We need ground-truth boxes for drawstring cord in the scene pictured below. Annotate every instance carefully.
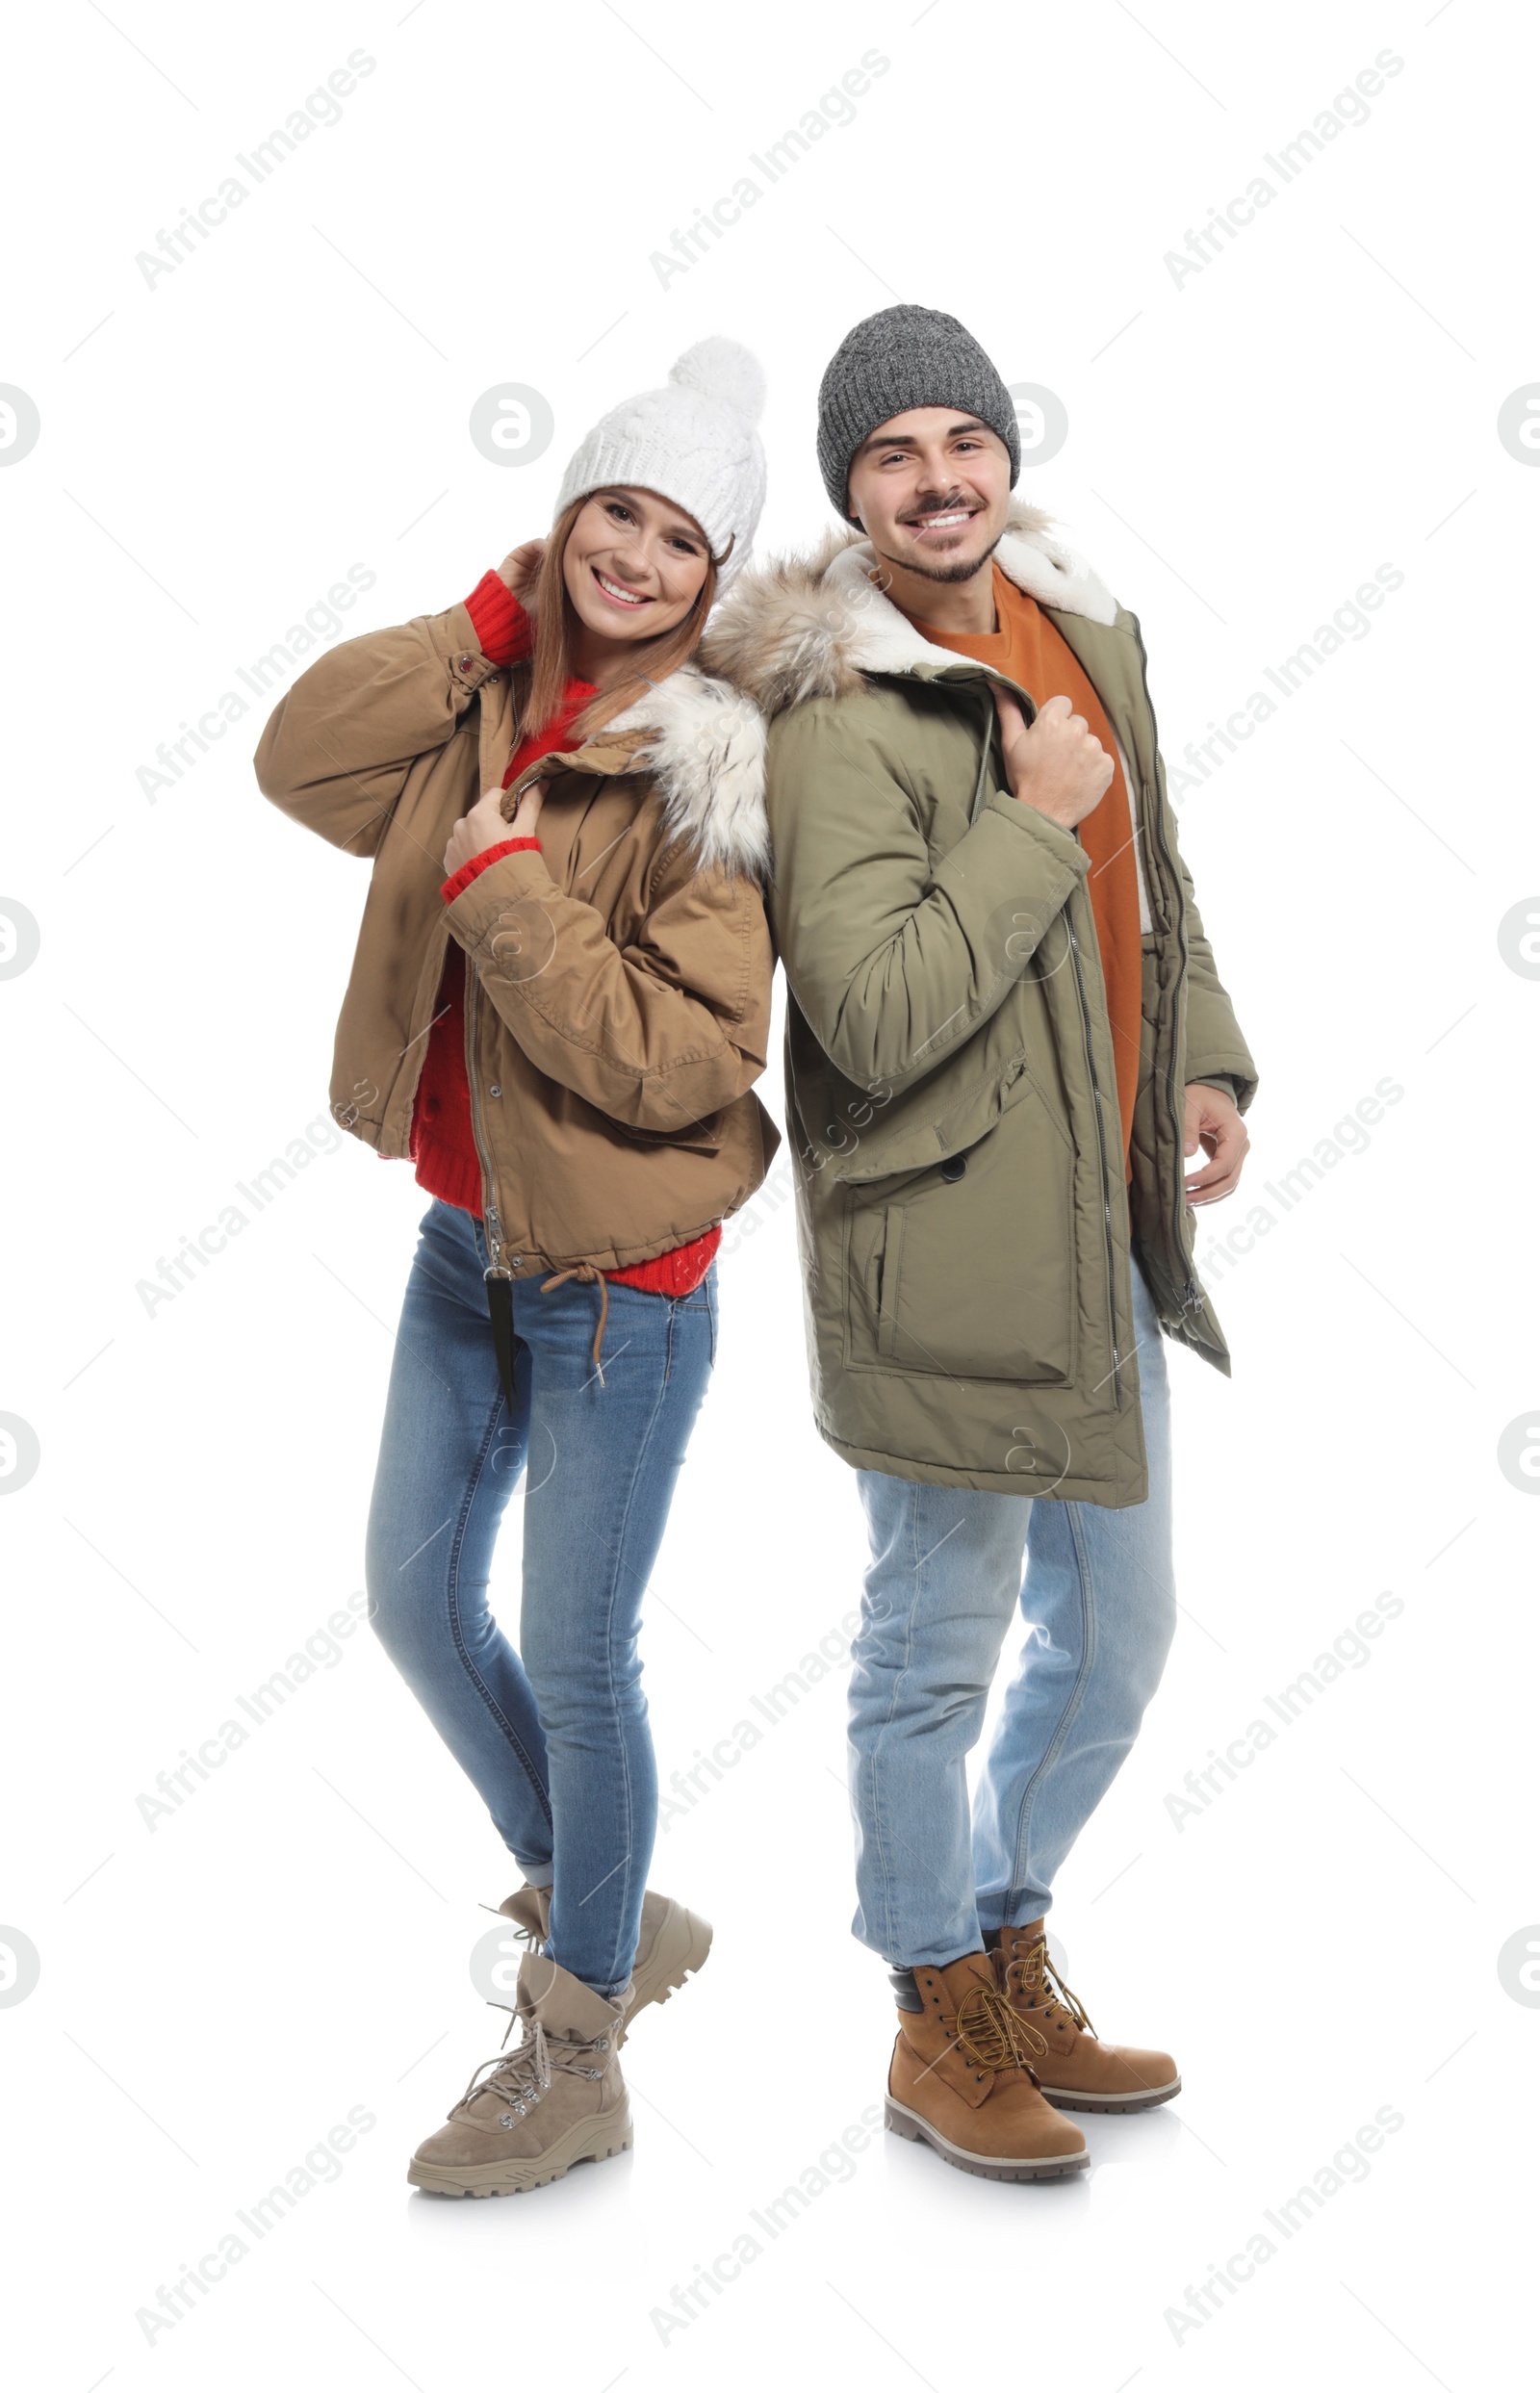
[540,1263,610,1384]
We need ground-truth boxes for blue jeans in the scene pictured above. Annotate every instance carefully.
[849,1248,1176,1968]
[365,1200,716,1996]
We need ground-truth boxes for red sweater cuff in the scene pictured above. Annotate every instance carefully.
[441,836,540,906]
[463,572,532,667]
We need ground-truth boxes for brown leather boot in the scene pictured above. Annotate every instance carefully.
[994,1921,1180,2112]
[498,1882,712,2047]
[886,1952,1088,2180]
[408,1952,630,2196]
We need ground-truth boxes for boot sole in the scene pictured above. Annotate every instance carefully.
[618,1901,713,2047]
[406,2099,632,2197]
[1039,2073,1182,2114]
[885,2097,1088,2180]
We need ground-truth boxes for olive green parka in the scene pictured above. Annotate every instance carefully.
[703,502,1259,1504]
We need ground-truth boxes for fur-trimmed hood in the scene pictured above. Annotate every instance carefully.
[701,499,1119,720]
[601,666,770,882]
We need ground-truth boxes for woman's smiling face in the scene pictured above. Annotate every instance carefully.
[561,485,712,649]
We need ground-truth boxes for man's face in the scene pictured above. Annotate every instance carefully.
[844,408,1013,585]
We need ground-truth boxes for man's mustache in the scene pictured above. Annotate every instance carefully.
[900,495,980,524]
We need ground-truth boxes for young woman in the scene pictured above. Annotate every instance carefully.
[254,341,776,2196]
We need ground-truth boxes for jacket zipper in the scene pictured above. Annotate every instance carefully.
[463,958,517,1279]
[1065,907,1123,1409]
[1128,616,1204,1317]
[978,677,1123,1403]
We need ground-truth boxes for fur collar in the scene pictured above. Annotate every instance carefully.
[529,502,1114,880]
[585,666,770,881]
[701,499,1119,718]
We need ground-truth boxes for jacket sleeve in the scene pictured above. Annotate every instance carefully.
[442,839,773,1133]
[252,599,504,860]
[764,695,1091,1096]
[441,836,541,905]
[1156,753,1260,1113]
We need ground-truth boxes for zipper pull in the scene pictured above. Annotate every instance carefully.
[480,1201,519,1414]
[482,1261,517,1414]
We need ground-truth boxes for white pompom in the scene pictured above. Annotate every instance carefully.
[668,336,767,425]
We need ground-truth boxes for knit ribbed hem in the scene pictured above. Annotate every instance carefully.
[404,1181,722,1295]
[463,571,532,666]
[440,836,539,907]
[608,1225,721,1294]
[411,1137,485,1216]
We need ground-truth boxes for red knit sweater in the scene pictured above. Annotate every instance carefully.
[406,571,722,1297]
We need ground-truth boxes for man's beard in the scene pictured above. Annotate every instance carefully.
[875,513,1003,585]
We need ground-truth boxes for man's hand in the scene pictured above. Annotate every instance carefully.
[442,781,544,878]
[496,540,546,604]
[993,688,1114,831]
[1183,1082,1248,1205]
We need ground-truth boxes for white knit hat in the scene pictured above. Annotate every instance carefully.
[553,337,768,595]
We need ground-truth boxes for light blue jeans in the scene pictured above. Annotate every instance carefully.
[365,1200,716,1996]
[849,1248,1175,1968]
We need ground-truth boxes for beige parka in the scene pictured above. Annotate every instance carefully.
[254,591,779,1276]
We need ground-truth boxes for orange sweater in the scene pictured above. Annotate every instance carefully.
[907,565,1143,1177]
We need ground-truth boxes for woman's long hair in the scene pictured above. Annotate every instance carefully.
[515,494,722,746]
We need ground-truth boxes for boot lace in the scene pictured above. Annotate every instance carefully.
[944,1979,1049,2071]
[493,1903,546,1956]
[1006,1934,1099,2039]
[455,2004,614,2127]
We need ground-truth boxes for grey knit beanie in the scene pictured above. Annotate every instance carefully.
[816,304,1019,521]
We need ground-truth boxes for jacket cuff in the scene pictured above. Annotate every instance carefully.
[443,840,562,946]
[926,785,1088,947]
[986,785,1093,874]
[1186,1056,1258,1114]
[441,836,540,906]
[462,572,532,667]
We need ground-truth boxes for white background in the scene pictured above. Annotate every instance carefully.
[2,1,1536,2386]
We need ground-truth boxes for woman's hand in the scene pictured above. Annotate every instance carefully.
[443,783,543,878]
[497,540,546,604]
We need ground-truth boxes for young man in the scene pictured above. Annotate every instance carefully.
[706,304,1258,2182]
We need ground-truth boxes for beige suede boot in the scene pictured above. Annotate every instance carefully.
[499,1881,711,2046]
[408,1953,630,2197]
[994,1921,1181,2112]
[886,1952,1088,2181]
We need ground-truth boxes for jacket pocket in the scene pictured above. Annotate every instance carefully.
[848,1081,1077,1384]
[603,1108,728,1156]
